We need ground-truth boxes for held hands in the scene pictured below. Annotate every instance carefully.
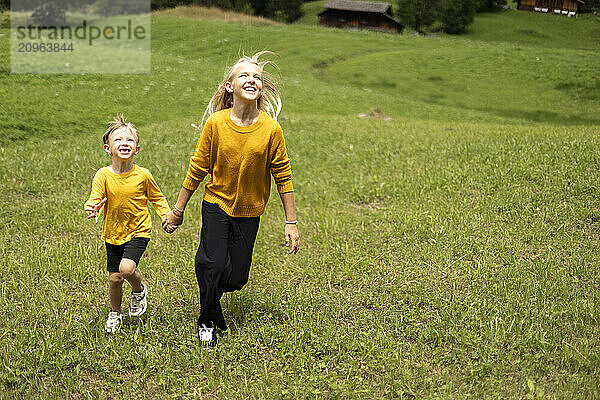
[162,209,183,234]
[284,223,300,254]
[85,197,107,223]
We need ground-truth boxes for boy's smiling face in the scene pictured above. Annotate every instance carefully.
[104,126,139,161]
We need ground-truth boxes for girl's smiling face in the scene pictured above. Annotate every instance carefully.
[226,61,263,104]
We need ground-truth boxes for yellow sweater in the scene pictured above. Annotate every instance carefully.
[183,109,293,217]
[85,165,171,245]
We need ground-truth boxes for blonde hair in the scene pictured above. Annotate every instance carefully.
[201,51,282,126]
[103,114,139,144]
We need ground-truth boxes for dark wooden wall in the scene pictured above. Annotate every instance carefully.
[517,0,581,15]
[319,10,401,33]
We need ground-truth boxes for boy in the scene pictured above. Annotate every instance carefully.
[85,115,172,333]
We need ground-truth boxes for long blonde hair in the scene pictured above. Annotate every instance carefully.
[200,51,282,127]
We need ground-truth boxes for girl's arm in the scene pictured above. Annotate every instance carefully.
[270,126,293,194]
[270,125,299,253]
[162,187,195,231]
[280,191,300,254]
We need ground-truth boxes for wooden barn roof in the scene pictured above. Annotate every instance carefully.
[321,0,392,14]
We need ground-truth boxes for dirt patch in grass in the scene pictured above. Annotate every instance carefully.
[153,5,281,26]
[352,199,387,210]
[515,29,548,39]
[357,108,392,121]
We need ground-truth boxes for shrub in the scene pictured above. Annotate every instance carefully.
[476,0,507,11]
[441,0,477,34]
[397,0,477,34]
[249,0,303,22]
[580,0,600,13]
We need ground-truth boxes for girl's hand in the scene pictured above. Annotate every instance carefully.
[163,222,178,234]
[284,223,300,254]
[162,210,183,234]
[85,197,107,223]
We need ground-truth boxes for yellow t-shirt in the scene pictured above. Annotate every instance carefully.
[85,164,171,245]
[183,109,294,217]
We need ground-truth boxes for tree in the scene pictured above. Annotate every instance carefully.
[397,0,440,33]
[31,3,66,26]
[398,0,477,34]
[476,0,507,11]
[580,0,600,13]
[440,0,476,34]
[249,0,303,22]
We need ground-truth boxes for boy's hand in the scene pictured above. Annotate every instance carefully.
[85,197,107,223]
[284,223,300,254]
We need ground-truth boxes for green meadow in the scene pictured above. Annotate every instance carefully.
[1,5,600,398]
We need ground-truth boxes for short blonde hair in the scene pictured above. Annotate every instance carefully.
[103,114,139,144]
[201,51,282,126]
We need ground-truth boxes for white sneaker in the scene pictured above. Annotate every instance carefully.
[105,311,123,333]
[198,322,216,345]
[129,283,148,317]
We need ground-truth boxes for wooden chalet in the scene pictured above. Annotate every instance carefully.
[318,0,403,34]
[516,0,584,17]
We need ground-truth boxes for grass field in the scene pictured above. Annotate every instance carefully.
[1,4,600,399]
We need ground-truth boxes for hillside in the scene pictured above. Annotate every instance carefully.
[1,6,599,399]
[153,5,281,25]
[1,7,598,144]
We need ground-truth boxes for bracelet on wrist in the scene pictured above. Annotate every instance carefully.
[285,220,297,224]
[173,205,185,215]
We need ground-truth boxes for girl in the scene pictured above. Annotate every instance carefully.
[163,51,300,345]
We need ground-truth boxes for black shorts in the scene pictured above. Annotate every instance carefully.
[105,237,150,273]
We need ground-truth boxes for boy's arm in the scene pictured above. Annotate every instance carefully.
[146,172,171,222]
[84,170,107,222]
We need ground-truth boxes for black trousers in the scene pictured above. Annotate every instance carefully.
[195,201,260,330]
